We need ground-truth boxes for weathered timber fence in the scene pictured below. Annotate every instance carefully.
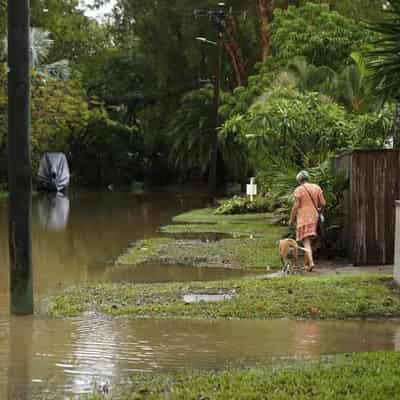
[395,201,400,284]
[335,150,400,266]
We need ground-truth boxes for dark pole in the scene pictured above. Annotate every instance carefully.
[208,2,225,198]
[8,0,34,315]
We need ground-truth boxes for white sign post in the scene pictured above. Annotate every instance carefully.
[246,177,257,202]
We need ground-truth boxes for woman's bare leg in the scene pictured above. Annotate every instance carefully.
[303,238,314,269]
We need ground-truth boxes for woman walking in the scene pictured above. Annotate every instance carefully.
[289,171,326,271]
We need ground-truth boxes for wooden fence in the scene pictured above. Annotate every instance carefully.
[395,201,400,284]
[335,150,400,265]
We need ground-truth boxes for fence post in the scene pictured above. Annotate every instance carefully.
[395,201,400,284]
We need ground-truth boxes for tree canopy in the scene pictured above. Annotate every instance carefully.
[0,0,395,187]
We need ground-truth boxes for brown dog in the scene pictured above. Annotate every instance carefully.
[279,239,310,274]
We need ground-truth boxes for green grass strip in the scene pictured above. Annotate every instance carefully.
[118,208,286,270]
[84,352,400,400]
[43,274,400,320]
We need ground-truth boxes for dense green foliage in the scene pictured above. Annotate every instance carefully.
[367,0,400,98]
[0,0,395,191]
[271,3,374,69]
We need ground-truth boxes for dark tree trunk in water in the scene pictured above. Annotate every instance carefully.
[257,0,275,62]
[393,101,400,148]
[8,0,33,315]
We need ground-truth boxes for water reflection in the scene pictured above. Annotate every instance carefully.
[37,193,70,232]
[0,191,207,315]
[7,318,33,399]
[0,318,399,398]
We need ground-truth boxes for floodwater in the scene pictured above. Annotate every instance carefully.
[2,318,400,398]
[0,190,249,313]
[0,191,399,398]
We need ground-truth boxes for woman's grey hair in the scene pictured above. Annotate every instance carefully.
[296,170,310,183]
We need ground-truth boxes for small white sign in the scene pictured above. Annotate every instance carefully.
[247,184,257,196]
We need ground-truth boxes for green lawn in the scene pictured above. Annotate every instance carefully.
[43,274,400,320]
[85,352,400,400]
[117,208,286,270]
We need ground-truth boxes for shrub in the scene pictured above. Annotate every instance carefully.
[215,195,273,215]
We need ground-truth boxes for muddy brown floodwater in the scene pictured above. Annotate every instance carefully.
[0,191,399,399]
[0,189,245,312]
[2,318,400,399]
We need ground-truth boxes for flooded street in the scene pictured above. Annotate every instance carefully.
[0,191,399,398]
[0,190,234,313]
[2,318,400,398]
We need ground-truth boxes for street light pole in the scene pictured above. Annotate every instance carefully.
[208,2,225,198]
[8,0,34,315]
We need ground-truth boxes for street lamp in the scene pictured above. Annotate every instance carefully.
[195,37,217,46]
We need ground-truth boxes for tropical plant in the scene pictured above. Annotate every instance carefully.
[366,0,400,147]
[281,54,384,113]
[215,195,273,215]
[336,53,384,113]
[271,3,375,69]
[30,28,70,80]
[284,56,337,94]
[169,86,249,183]
[221,87,352,168]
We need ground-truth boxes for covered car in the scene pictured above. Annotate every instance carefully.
[37,152,70,192]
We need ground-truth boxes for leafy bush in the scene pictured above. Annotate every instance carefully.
[222,87,352,169]
[215,195,273,215]
[271,3,375,69]
[69,111,145,186]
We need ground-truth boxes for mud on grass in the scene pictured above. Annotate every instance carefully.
[85,352,400,400]
[117,208,286,270]
[42,274,400,320]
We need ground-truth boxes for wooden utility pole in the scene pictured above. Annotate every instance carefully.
[8,0,33,315]
[208,2,225,198]
[194,2,226,197]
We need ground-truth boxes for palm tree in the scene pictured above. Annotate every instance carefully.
[285,56,337,95]
[30,28,70,81]
[4,27,70,80]
[337,53,384,113]
[283,55,384,113]
[169,86,249,183]
[366,0,400,147]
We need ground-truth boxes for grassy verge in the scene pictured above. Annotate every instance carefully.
[117,208,286,270]
[85,352,400,400]
[42,274,400,320]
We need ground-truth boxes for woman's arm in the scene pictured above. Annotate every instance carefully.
[289,197,300,225]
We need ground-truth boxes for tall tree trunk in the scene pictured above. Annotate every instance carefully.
[224,16,247,87]
[393,101,400,148]
[257,0,275,62]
